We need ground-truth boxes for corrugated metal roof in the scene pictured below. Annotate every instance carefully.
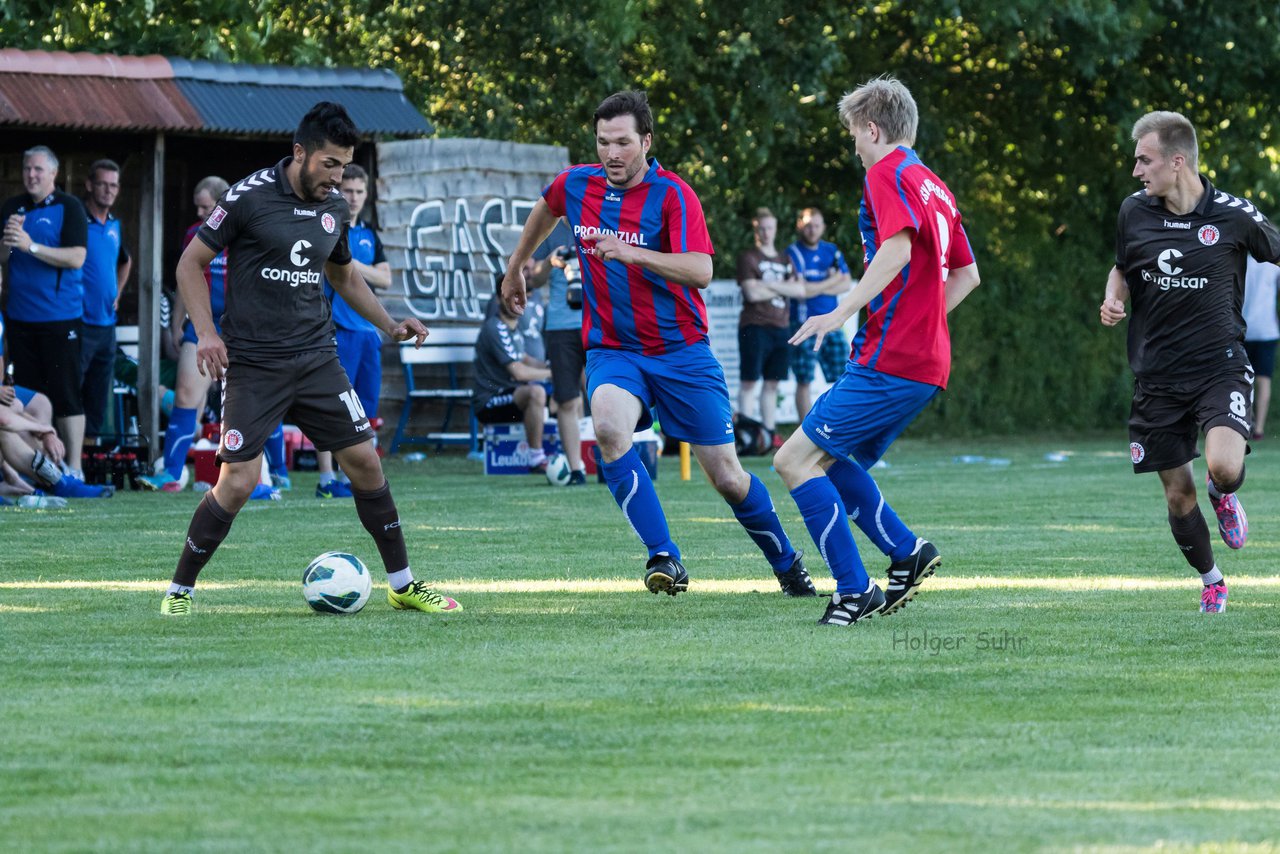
[0,48,172,79]
[0,73,201,131]
[174,79,432,138]
[0,49,431,138]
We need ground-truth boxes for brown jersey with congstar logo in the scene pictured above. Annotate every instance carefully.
[197,157,352,359]
[1116,176,1280,384]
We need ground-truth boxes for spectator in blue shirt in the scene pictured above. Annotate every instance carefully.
[315,163,391,498]
[1,145,92,478]
[80,158,132,437]
[786,207,852,421]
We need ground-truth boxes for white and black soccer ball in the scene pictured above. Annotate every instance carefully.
[302,551,372,614]
[544,452,573,486]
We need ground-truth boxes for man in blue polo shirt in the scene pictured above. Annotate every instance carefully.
[80,158,132,438]
[1,145,94,480]
[315,163,391,498]
[786,207,853,421]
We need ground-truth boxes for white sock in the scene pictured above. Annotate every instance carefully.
[529,448,547,465]
[1200,567,1224,586]
[1206,478,1223,499]
[318,473,335,486]
[387,568,413,591]
[167,583,194,595]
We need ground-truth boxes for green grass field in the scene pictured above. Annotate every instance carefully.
[3,435,1280,852]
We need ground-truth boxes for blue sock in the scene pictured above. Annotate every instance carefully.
[601,447,680,560]
[827,459,916,562]
[729,473,796,572]
[265,424,287,478]
[789,477,868,594]
[163,407,198,479]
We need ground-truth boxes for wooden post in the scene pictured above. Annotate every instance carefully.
[135,132,165,453]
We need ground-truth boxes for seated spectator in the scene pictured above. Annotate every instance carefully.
[0,315,112,498]
[474,294,553,472]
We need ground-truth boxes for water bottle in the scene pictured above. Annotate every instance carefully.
[126,416,140,440]
[19,495,69,509]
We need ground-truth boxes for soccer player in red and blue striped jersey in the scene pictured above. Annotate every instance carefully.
[775,76,981,625]
[503,91,813,598]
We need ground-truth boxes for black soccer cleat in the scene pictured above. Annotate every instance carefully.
[774,550,817,597]
[880,538,941,616]
[818,584,886,626]
[644,554,689,596]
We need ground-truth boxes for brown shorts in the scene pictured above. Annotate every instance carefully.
[219,349,372,462]
[1128,367,1254,473]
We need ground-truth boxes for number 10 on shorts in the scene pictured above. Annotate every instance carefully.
[339,390,367,423]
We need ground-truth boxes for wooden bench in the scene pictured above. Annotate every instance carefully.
[389,325,482,457]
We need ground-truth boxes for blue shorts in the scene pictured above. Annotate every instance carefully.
[182,317,224,346]
[16,385,37,407]
[802,362,939,467]
[586,341,735,446]
[335,327,383,417]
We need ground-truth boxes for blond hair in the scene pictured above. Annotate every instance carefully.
[838,76,918,146]
[1131,111,1199,170]
[194,175,229,200]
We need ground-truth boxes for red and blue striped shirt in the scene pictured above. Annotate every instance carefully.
[853,146,974,389]
[543,158,714,355]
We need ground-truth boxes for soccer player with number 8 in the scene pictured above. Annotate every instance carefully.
[1101,110,1280,613]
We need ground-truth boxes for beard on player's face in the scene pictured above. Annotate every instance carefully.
[300,157,333,202]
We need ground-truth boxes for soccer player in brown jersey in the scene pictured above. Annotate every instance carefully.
[159,102,461,616]
[1102,110,1280,613]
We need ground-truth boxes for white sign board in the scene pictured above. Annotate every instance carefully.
[705,279,857,426]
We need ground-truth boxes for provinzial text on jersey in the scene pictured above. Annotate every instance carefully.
[572,225,651,246]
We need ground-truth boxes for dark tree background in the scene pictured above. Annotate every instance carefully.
[6,1,1279,431]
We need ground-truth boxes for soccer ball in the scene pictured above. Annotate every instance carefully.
[302,551,372,614]
[544,452,573,486]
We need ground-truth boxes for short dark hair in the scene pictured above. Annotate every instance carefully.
[342,163,369,183]
[294,101,360,152]
[89,159,121,181]
[593,91,653,138]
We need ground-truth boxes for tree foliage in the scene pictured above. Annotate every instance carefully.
[5,0,1280,431]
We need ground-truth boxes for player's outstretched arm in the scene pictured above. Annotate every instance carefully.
[585,232,712,288]
[944,263,981,314]
[1100,266,1129,327]
[326,260,427,347]
[502,199,561,315]
[176,238,226,379]
[790,230,913,352]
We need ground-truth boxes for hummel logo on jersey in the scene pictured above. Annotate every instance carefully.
[294,208,316,217]
[223,169,275,202]
[1162,219,1191,229]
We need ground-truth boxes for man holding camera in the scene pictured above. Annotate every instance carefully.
[538,224,588,485]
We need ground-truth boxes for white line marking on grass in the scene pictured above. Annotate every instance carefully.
[894,794,1280,812]
[6,576,1280,594]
